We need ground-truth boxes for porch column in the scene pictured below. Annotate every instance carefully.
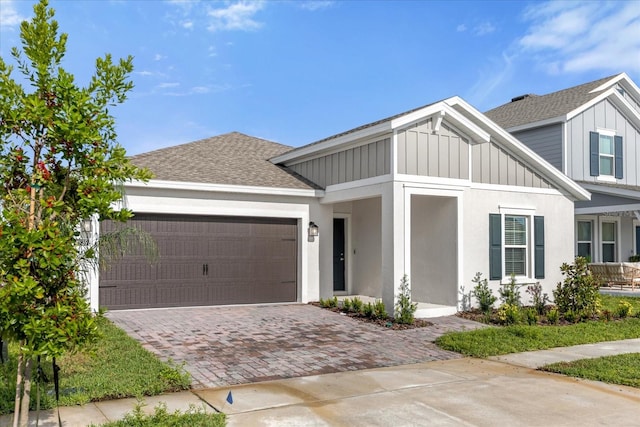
[381,181,406,315]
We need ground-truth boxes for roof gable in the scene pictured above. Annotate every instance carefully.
[130,132,318,190]
[485,74,624,129]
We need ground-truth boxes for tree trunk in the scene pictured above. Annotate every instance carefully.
[18,358,33,427]
[12,351,24,427]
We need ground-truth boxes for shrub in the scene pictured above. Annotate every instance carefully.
[318,297,325,307]
[395,275,418,324]
[327,296,338,308]
[601,309,613,321]
[526,283,549,315]
[499,274,522,306]
[553,257,600,318]
[372,299,388,319]
[564,310,577,323]
[629,254,640,262]
[471,272,496,314]
[497,303,520,325]
[617,301,633,318]
[362,302,374,317]
[342,298,352,312]
[547,307,559,324]
[351,297,363,313]
[524,307,538,325]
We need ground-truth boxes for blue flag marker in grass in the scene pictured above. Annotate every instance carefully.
[226,391,233,405]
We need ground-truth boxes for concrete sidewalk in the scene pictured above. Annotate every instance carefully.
[2,338,639,426]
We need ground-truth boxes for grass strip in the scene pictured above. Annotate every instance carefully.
[435,318,640,358]
[0,316,191,414]
[541,353,640,388]
[93,403,226,427]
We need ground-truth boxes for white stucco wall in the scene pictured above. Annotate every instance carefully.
[351,197,382,297]
[462,187,576,306]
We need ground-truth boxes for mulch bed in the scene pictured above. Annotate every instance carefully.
[309,302,432,329]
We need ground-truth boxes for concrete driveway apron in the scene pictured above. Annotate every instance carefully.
[107,304,483,388]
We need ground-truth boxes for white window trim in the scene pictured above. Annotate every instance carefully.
[596,128,617,182]
[576,215,597,261]
[499,206,536,284]
[598,216,621,262]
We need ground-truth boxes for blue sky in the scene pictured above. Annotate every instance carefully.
[1,0,639,155]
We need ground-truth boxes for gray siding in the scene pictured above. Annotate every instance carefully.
[471,142,552,188]
[575,192,640,209]
[567,99,640,186]
[288,137,391,188]
[512,124,563,171]
[396,119,470,179]
[618,83,640,115]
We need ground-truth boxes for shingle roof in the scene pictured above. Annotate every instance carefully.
[130,132,319,190]
[485,74,621,129]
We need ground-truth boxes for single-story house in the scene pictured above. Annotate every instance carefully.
[87,96,590,316]
[485,73,640,263]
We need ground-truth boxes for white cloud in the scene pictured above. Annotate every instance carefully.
[456,24,467,32]
[157,82,180,88]
[0,0,25,29]
[181,20,194,29]
[474,22,495,36]
[136,71,154,76]
[298,1,334,11]
[206,1,264,32]
[154,53,167,61]
[518,1,640,74]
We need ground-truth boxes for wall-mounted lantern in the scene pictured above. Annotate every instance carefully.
[308,221,319,242]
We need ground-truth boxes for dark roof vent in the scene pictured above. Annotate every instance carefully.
[511,94,531,102]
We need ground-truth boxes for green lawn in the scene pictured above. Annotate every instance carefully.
[0,316,191,415]
[542,353,640,389]
[600,294,640,313]
[93,403,226,427]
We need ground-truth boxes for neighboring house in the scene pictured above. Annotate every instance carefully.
[486,73,640,264]
[89,97,589,316]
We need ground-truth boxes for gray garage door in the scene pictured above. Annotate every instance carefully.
[99,214,297,310]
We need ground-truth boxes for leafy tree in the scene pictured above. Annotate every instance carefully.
[0,1,151,425]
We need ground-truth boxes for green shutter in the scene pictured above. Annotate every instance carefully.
[589,131,599,176]
[489,214,502,280]
[614,136,623,179]
[534,216,545,279]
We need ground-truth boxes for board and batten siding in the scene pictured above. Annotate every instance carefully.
[288,137,391,188]
[471,142,552,188]
[396,120,470,179]
[567,98,640,186]
[617,83,640,115]
[512,124,563,171]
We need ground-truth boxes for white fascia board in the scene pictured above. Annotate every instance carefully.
[471,182,564,196]
[125,179,324,198]
[392,101,490,144]
[588,73,625,94]
[579,183,640,200]
[446,96,591,202]
[576,203,640,215]
[270,122,391,164]
[323,174,392,193]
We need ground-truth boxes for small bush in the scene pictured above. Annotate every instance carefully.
[526,283,549,315]
[318,297,325,307]
[372,299,388,319]
[499,274,522,307]
[471,272,496,314]
[351,296,363,313]
[94,402,225,427]
[617,301,633,318]
[395,275,417,324]
[327,296,338,308]
[553,257,600,318]
[362,302,374,317]
[601,309,613,321]
[342,298,352,312]
[524,307,538,325]
[547,307,559,324]
[629,254,640,262]
[497,303,520,325]
[564,310,577,323]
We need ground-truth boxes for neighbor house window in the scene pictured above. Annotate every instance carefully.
[504,215,527,276]
[577,221,593,260]
[590,131,623,179]
[601,221,616,262]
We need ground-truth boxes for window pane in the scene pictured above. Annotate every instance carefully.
[577,242,591,258]
[602,222,616,241]
[577,221,591,241]
[599,135,614,155]
[505,216,527,245]
[602,243,615,262]
[600,157,613,175]
[505,248,526,275]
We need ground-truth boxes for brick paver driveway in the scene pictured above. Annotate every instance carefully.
[107,304,484,388]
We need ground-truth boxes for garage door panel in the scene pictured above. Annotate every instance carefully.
[100,214,298,309]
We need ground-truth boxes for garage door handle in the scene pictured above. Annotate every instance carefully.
[203,264,209,275]
[281,280,295,284]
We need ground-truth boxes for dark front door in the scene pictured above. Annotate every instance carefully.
[636,226,640,255]
[333,218,346,292]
